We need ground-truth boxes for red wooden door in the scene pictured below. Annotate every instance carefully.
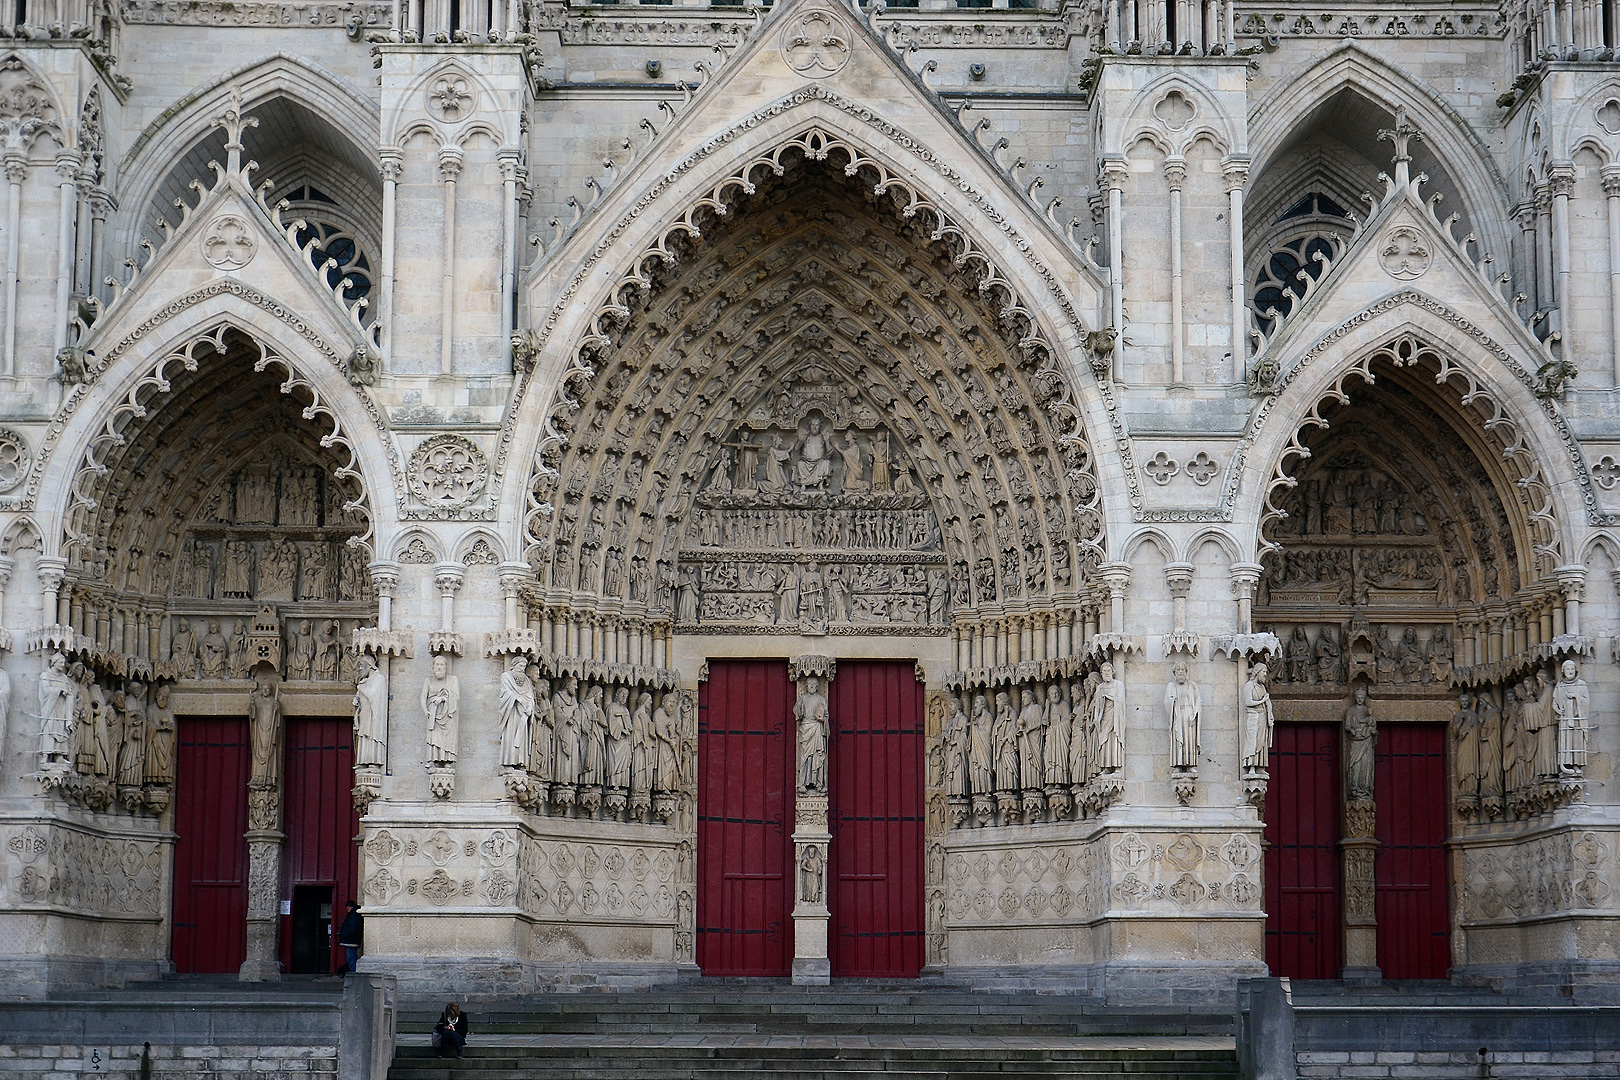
[697,660,796,976]
[829,662,925,977]
[1264,723,1342,980]
[280,718,361,974]
[1375,723,1450,979]
[171,717,250,974]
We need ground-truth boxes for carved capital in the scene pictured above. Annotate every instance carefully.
[1162,156,1186,191]
[1556,563,1587,601]
[1221,154,1250,192]
[1229,562,1264,600]
[3,154,26,185]
[1548,161,1576,197]
[1603,165,1620,199]
[52,151,81,181]
[1099,154,1129,192]
[437,147,464,181]
[498,560,532,593]
[1164,562,1194,599]
[379,147,404,182]
[35,556,66,592]
[367,561,401,597]
[1098,561,1132,598]
[434,562,466,594]
[497,146,522,181]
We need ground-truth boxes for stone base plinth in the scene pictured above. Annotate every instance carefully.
[792,957,831,985]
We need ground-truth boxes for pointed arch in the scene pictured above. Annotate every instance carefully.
[382,58,517,149]
[1237,294,1589,579]
[505,87,1123,558]
[1114,72,1236,160]
[1246,44,1511,263]
[115,55,381,260]
[32,302,402,562]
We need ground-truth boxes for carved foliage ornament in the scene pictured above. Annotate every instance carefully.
[409,434,488,510]
[0,58,56,149]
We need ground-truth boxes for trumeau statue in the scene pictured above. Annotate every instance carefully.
[248,675,283,787]
[795,676,829,793]
[1343,685,1375,801]
[422,655,460,766]
[353,654,388,768]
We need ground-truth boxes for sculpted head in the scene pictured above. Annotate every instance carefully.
[1172,661,1189,684]
[1562,659,1578,682]
[432,654,448,679]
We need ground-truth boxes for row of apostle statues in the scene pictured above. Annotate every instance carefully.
[495,657,684,823]
[36,653,176,812]
[1452,658,1588,818]
[939,661,1132,826]
[937,658,1279,825]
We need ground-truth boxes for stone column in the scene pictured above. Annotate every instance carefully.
[788,654,835,985]
[52,151,79,355]
[1102,155,1128,381]
[378,149,402,359]
[4,153,25,376]
[437,146,463,376]
[498,148,521,367]
[1340,687,1379,983]
[1551,161,1575,336]
[1223,156,1250,383]
[1604,167,1620,385]
[242,674,285,981]
[1165,156,1187,386]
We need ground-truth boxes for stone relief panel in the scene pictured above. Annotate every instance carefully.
[515,834,684,927]
[943,840,1106,926]
[1459,829,1615,922]
[0,824,164,918]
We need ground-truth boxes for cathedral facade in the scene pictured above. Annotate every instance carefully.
[0,0,1616,1005]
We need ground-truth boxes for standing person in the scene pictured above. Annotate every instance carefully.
[338,901,363,974]
[434,1003,469,1059]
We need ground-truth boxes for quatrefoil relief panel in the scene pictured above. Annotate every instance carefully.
[1185,451,1219,486]
[1593,455,1620,490]
[1153,90,1196,131]
[1145,451,1180,485]
[409,434,489,509]
[1598,99,1620,137]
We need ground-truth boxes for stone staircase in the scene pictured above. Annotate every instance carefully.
[387,983,1241,1080]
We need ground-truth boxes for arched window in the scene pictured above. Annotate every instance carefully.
[1251,192,1352,335]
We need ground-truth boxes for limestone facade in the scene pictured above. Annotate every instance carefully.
[0,0,1616,1005]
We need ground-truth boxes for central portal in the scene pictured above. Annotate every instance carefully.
[696,659,924,979]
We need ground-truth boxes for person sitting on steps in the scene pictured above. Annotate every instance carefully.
[434,1002,469,1060]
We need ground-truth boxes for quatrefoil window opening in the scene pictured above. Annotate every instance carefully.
[1593,455,1620,490]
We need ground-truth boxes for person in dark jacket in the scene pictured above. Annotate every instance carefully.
[434,1003,469,1059]
[337,901,363,974]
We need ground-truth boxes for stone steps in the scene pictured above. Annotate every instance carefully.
[387,1042,1240,1080]
[388,986,1239,1079]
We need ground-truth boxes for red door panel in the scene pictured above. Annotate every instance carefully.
[1375,723,1450,979]
[829,661,924,978]
[172,717,250,974]
[697,660,796,976]
[280,718,361,974]
[1264,723,1342,980]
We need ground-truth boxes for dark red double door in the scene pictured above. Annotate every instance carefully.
[697,660,923,978]
[171,716,358,974]
[1264,721,1450,981]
